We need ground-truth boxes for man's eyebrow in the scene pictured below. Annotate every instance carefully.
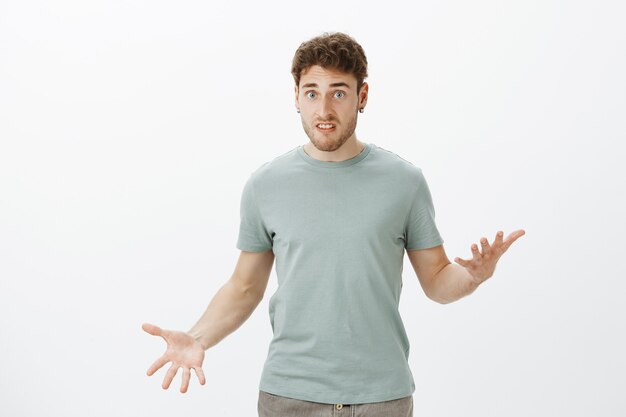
[301,82,351,89]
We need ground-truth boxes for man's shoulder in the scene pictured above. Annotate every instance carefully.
[372,144,425,178]
[247,146,299,182]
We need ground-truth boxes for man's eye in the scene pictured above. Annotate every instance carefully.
[305,91,345,99]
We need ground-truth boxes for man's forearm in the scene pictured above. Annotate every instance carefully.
[187,279,263,350]
[428,263,481,304]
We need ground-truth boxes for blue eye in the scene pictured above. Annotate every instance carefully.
[305,90,345,99]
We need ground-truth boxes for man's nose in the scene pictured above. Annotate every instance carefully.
[318,95,334,118]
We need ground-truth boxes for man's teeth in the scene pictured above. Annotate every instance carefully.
[317,124,335,129]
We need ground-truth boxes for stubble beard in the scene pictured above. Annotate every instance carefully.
[302,108,359,153]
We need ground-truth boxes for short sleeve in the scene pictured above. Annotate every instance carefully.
[404,169,444,250]
[236,176,273,252]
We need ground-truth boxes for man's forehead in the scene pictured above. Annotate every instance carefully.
[299,65,356,88]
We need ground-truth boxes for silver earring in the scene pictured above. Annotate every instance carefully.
[359,108,364,113]
[297,108,300,113]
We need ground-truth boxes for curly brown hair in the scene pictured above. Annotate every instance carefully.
[291,31,369,94]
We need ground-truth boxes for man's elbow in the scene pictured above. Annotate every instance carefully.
[427,292,451,305]
[425,264,452,304]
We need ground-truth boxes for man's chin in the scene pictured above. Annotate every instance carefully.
[314,135,344,150]
[311,141,340,152]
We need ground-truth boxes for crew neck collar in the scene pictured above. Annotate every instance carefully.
[297,142,373,169]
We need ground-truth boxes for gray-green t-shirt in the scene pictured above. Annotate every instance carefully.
[236,142,444,404]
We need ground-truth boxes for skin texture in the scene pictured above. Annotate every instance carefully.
[142,323,206,393]
[295,65,369,161]
[455,229,526,285]
[142,250,274,393]
[408,230,526,304]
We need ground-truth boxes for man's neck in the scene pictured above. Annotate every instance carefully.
[303,139,366,162]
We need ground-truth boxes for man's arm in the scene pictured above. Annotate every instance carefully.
[407,245,479,304]
[407,230,526,304]
[187,249,275,349]
[142,249,274,393]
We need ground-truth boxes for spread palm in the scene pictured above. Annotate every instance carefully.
[454,229,525,285]
[142,323,206,393]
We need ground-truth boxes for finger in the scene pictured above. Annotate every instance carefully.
[180,367,191,393]
[142,323,163,337]
[494,230,504,247]
[162,364,179,390]
[454,256,469,267]
[502,229,526,251]
[480,237,490,254]
[147,354,169,376]
[193,367,206,385]
[471,243,482,259]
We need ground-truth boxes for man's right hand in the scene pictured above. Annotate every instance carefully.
[142,323,207,393]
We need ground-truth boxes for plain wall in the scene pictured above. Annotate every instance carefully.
[1,0,624,416]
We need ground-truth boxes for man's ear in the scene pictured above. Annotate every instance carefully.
[359,82,369,108]
[294,85,299,109]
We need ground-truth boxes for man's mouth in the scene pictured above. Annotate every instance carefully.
[316,123,336,132]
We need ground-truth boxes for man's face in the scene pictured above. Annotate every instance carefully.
[295,65,368,152]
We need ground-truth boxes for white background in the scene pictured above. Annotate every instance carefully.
[1,0,624,416]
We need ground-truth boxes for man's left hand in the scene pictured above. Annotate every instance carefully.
[454,229,526,285]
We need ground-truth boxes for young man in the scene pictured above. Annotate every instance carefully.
[143,32,525,417]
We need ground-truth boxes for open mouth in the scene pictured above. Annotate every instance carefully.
[316,123,336,132]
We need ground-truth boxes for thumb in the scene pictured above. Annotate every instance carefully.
[142,323,163,337]
[454,257,468,267]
